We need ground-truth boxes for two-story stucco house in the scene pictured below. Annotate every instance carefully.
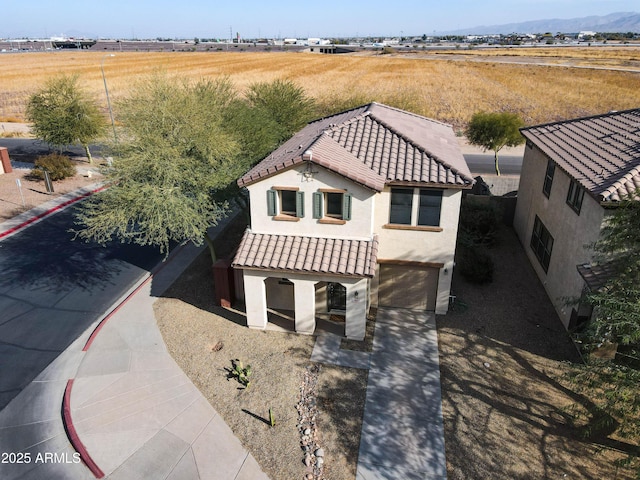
[513,108,640,329]
[232,103,473,340]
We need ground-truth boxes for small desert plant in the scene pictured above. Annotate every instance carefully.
[269,408,276,427]
[229,359,252,388]
[30,154,76,181]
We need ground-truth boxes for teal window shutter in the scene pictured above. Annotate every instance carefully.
[342,193,352,221]
[267,189,277,216]
[296,191,305,218]
[313,192,323,219]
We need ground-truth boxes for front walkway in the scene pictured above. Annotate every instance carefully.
[356,308,447,480]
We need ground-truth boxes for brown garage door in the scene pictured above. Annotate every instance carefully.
[378,264,439,310]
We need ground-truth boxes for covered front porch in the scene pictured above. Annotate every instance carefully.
[231,230,379,341]
[241,271,370,340]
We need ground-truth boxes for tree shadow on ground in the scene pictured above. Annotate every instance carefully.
[158,214,248,325]
[439,328,637,479]
[0,205,123,293]
[316,364,368,479]
[439,224,637,479]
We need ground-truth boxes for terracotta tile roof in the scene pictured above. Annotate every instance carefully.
[577,262,617,292]
[237,102,473,190]
[521,108,640,202]
[232,230,379,278]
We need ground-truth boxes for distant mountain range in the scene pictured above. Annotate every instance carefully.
[440,12,640,35]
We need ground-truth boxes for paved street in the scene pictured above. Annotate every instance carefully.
[0,205,164,411]
[463,152,523,176]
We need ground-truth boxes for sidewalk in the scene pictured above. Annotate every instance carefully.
[0,184,448,480]
[67,237,267,479]
[0,188,267,479]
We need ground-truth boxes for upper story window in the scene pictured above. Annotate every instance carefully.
[389,188,413,225]
[566,180,585,214]
[530,215,553,273]
[313,189,352,224]
[387,187,443,230]
[418,189,442,226]
[542,159,555,198]
[267,187,304,221]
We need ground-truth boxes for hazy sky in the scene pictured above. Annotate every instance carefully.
[2,0,638,39]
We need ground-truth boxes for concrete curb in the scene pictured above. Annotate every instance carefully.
[0,183,106,240]
[62,379,106,478]
[61,242,190,478]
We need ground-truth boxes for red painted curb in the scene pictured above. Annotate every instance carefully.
[0,185,107,240]
[64,240,189,476]
[82,242,187,351]
[62,379,105,479]
[82,274,152,352]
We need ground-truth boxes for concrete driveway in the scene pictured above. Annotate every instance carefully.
[356,308,447,480]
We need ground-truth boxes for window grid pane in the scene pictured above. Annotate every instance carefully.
[417,189,442,226]
[325,192,343,218]
[566,180,584,214]
[530,216,553,272]
[280,190,297,215]
[389,188,413,225]
[543,160,555,197]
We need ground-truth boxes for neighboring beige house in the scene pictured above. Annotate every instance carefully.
[232,103,473,340]
[513,108,640,329]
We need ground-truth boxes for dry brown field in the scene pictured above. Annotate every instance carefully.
[1,48,640,129]
[428,45,640,61]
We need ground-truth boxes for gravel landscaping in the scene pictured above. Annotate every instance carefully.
[2,140,636,479]
[154,221,369,480]
[0,155,103,221]
[439,223,636,479]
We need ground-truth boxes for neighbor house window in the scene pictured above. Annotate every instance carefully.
[566,180,585,214]
[267,187,304,220]
[542,159,555,198]
[388,187,443,229]
[530,215,553,273]
[313,189,352,223]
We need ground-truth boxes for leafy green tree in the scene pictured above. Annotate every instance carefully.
[245,79,316,144]
[26,74,107,164]
[218,79,316,221]
[583,192,640,348]
[466,111,525,176]
[560,191,640,477]
[74,74,241,261]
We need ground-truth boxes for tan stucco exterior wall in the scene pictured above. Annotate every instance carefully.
[244,167,463,316]
[373,187,463,314]
[514,143,605,327]
[246,165,375,239]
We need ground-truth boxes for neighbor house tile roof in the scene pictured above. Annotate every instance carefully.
[238,102,473,191]
[232,230,379,278]
[577,262,617,292]
[521,108,640,202]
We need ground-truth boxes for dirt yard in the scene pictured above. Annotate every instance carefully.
[153,220,369,480]
[439,224,636,479]
[1,141,636,479]
[153,218,638,480]
[0,159,103,222]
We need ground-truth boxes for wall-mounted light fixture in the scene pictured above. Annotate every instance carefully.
[302,149,317,180]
